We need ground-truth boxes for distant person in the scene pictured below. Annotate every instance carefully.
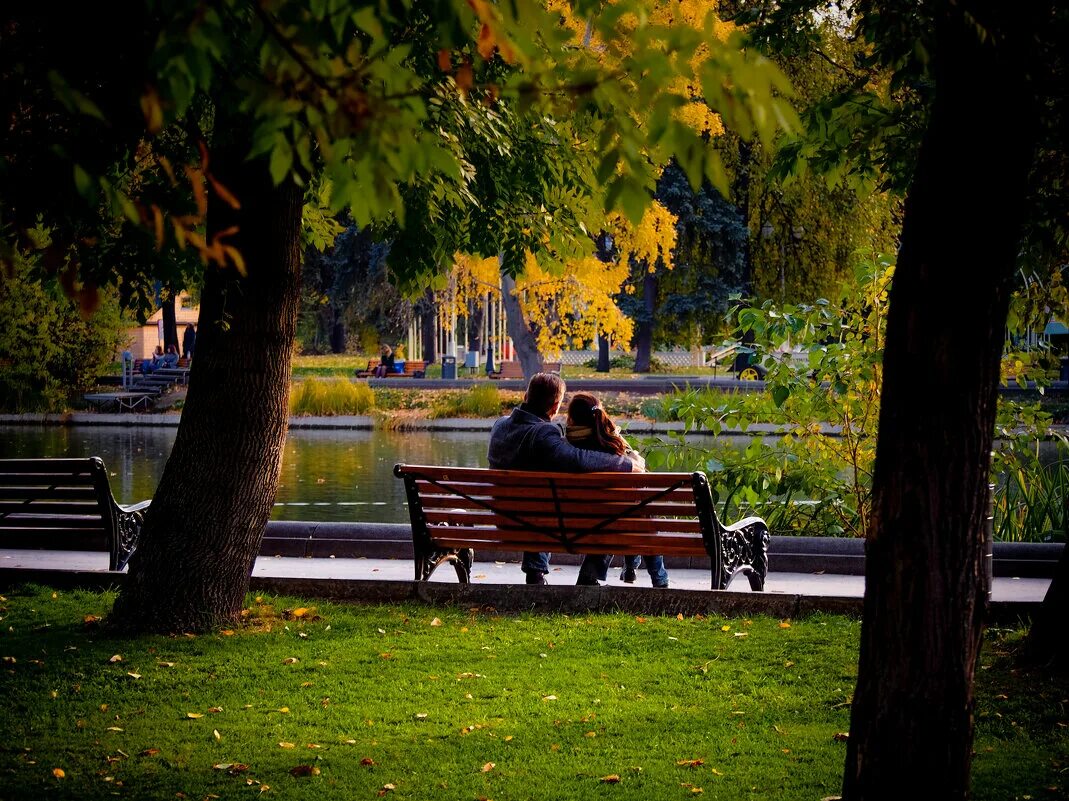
[142,345,165,374]
[565,392,669,588]
[182,324,196,360]
[487,372,635,586]
[373,344,395,377]
[161,344,179,368]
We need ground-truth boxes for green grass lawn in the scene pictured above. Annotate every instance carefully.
[1,586,1063,800]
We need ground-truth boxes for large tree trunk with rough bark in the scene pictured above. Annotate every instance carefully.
[111,138,303,633]
[500,271,543,380]
[842,4,1039,798]
[597,334,610,373]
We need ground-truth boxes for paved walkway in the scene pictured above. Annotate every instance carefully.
[0,549,1050,603]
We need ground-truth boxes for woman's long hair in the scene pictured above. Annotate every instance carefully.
[565,392,628,455]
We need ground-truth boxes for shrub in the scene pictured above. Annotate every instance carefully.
[289,377,375,415]
[0,249,131,412]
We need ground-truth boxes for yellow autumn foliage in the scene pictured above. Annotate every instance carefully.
[548,0,733,136]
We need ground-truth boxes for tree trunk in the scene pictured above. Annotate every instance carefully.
[842,5,1039,798]
[597,334,610,372]
[329,315,346,354]
[1023,543,1069,668]
[468,298,484,355]
[111,139,303,633]
[418,287,437,364]
[500,271,543,380]
[162,293,179,353]
[633,272,657,373]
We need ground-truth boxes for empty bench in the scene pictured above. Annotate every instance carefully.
[489,361,561,380]
[0,458,150,571]
[394,464,769,590]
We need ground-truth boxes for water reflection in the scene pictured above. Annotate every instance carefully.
[0,426,489,524]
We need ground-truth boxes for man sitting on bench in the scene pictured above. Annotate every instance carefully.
[487,372,634,586]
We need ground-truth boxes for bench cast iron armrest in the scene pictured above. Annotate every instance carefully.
[111,499,151,572]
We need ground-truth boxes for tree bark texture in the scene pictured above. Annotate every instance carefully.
[112,142,303,633]
[162,294,179,353]
[842,5,1040,799]
[597,334,610,373]
[500,271,543,380]
[633,272,657,373]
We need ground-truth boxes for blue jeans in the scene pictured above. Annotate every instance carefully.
[524,552,612,582]
[624,555,669,586]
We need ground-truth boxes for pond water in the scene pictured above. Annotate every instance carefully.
[0,426,490,524]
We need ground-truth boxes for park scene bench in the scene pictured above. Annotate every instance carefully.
[0,457,150,571]
[489,361,562,379]
[357,359,426,378]
[394,464,770,589]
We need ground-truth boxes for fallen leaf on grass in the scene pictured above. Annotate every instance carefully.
[301,681,313,688]
[282,657,299,665]
[360,757,376,766]
[720,625,731,632]
[279,743,295,749]
[106,726,124,732]
[84,615,101,625]
[158,662,175,668]
[481,762,495,773]
[430,618,442,627]
[213,730,221,741]
[832,732,849,742]
[278,707,290,714]
[186,713,204,719]
[600,775,621,783]
[414,713,428,720]
[779,621,792,629]
[676,759,704,768]
[213,763,249,774]
[220,630,235,636]
[52,768,65,778]
[378,783,396,795]
[635,617,646,624]
[108,655,123,663]
[208,707,223,713]
[289,765,320,777]
[138,749,160,757]
[677,613,685,621]
[542,695,557,701]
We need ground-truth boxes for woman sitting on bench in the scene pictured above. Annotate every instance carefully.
[565,392,670,589]
[373,344,395,377]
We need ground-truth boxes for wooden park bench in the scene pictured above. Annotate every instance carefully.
[0,458,150,571]
[488,361,561,380]
[394,464,769,590]
[357,360,427,379]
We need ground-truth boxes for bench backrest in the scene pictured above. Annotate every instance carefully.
[394,464,722,559]
[494,361,561,379]
[0,458,116,551]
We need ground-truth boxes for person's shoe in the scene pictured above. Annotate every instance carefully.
[576,575,602,587]
[525,572,548,585]
[620,566,637,584]
[652,581,669,589]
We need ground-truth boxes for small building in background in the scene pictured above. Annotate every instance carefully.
[122,292,199,359]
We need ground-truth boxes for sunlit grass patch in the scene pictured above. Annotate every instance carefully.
[289,377,375,415]
[0,587,1063,800]
[430,384,505,418]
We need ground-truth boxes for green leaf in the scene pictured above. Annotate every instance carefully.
[771,385,790,408]
[270,140,293,186]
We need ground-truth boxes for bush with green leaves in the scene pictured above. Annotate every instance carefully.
[0,250,130,412]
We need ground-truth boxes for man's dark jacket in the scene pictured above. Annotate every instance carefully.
[487,405,633,472]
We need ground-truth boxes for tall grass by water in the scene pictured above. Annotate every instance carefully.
[431,384,504,418]
[0,586,1063,800]
[289,378,375,416]
[994,460,1069,542]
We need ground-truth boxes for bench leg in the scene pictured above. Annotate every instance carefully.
[110,509,144,572]
[719,521,770,591]
[414,545,474,583]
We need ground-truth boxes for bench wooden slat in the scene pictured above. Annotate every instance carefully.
[0,458,104,474]
[418,497,701,517]
[430,534,707,556]
[414,485,698,505]
[425,510,702,534]
[0,516,107,529]
[0,500,107,514]
[0,486,99,501]
[395,463,770,589]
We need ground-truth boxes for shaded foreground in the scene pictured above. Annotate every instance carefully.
[0,586,1063,800]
